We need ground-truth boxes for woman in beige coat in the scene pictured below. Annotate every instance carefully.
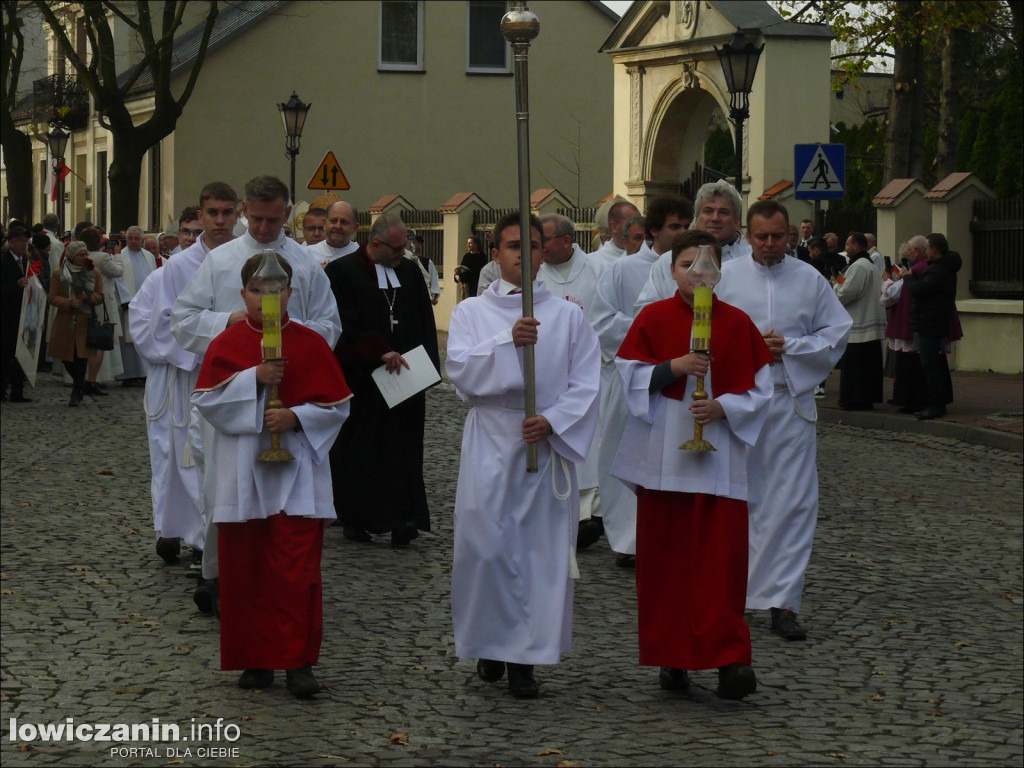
[48,241,104,406]
[80,226,123,391]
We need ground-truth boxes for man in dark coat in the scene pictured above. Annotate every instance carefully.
[1,226,32,402]
[325,213,440,545]
[903,232,962,420]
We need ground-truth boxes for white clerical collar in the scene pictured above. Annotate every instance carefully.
[374,262,401,289]
[497,279,522,295]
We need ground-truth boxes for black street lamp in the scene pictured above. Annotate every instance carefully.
[47,123,70,216]
[278,91,311,203]
[715,29,764,196]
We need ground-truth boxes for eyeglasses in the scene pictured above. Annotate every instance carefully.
[376,239,408,254]
[179,228,204,237]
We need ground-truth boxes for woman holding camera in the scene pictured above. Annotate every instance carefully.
[48,241,104,407]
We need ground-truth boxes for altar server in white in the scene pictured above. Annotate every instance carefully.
[589,214,659,566]
[115,225,158,381]
[446,211,601,700]
[538,213,607,548]
[588,200,640,268]
[714,200,851,641]
[635,181,750,312]
[129,182,240,570]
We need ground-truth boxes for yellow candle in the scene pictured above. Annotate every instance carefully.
[692,285,713,347]
[261,291,282,357]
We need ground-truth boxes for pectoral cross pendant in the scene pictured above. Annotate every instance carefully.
[389,313,399,331]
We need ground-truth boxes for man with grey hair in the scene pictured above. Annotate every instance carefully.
[308,200,360,268]
[635,179,750,311]
[590,200,641,268]
[622,214,647,256]
[538,213,608,549]
[41,213,63,255]
[115,225,159,384]
[326,213,440,547]
[865,233,885,278]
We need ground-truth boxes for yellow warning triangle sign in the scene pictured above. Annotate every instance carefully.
[308,151,350,191]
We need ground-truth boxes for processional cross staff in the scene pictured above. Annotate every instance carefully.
[501,1,541,473]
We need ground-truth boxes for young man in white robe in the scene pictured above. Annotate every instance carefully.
[446,211,601,699]
[192,253,351,698]
[538,213,608,550]
[634,182,751,312]
[589,215,660,567]
[714,200,852,641]
[172,175,341,614]
[128,182,239,578]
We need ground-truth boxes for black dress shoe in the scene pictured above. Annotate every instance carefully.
[68,389,84,407]
[614,553,636,568]
[717,664,757,700]
[285,665,321,698]
[390,521,419,546]
[915,407,946,420]
[84,382,108,396]
[577,519,603,550]
[156,537,180,564]
[507,663,539,699]
[238,669,274,689]
[193,577,218,614]
[9,394,32,403]
[770,607,808,640]
[342,525,372,542]
[658,667,690,691]
[477,659,506,682]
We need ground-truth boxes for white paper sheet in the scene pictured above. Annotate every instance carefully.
[371,344,440,408]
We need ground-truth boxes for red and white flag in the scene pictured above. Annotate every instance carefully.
[49,161,71,202]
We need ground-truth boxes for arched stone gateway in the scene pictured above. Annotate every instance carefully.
[602,1,834,215]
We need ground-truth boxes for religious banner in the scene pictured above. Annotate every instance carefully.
[15,275,46,388]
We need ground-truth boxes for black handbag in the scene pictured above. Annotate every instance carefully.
[86,303,115,351]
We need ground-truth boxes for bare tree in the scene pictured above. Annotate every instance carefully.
[1,1,35,223]
[32,1,219,231]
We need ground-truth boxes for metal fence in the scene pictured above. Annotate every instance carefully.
[471,206,601,252]
[971,198,1023,299]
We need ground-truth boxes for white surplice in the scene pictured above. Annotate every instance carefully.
[446,281,601,665]
[634,237,753,314]
[588,242,659,554]
[588,239,624,270]
[306,239,359,268]
[170,231,341,356]
[537,244,607,493]
[192,367,349,523]
[128,238,209,548]
[715,254,852,613]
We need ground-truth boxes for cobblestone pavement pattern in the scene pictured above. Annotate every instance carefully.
[2,373,1022,767]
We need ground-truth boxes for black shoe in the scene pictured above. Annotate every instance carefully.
[68,389,84,407]
[915,407,946,421]
[84,382,108,397]
[658,667,690,691]
[189,548,203,570]
[614,553,636,568]
[477,659,506,682]
[342,525,372,542]
[770,607,808,640]
[507,663,539,699]
[9,394,32,403]
[156,537,180,564]
[898,406,916,414]
[238,669,274,690]
[193,577,218,614]
[390,522,419,547]
[717,664,757,700]
[285,665,320,698]
[577,519,603,550]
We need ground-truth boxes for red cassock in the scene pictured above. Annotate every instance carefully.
[196,316,351,671]
[617,294,773,671]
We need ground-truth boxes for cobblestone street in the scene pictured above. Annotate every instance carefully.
[2,375,1022,767]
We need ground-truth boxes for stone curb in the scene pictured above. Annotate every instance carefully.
[818,405,1024,453]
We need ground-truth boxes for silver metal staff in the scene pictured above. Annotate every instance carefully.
[501,1,540,473]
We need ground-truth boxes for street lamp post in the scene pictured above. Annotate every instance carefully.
[278,91,311,203]
[47,124,69,221]
[715,29,764,196]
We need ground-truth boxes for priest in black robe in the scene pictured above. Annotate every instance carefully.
[326,213,439,546]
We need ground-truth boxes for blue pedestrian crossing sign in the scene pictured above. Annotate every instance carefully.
[794,144,845,200]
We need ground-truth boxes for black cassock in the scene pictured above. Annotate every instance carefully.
[325,246,439,534]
